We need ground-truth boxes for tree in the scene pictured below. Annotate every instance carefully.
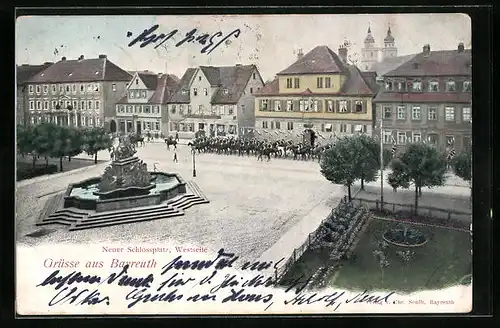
[356,134,393,190]
[66,127,84,162]
[50,124,73,172]
[17,124,34,159]
[33,123,59,169]
[320,136,366,201]
[451,148,472,182]
[387,143,446,214]
[82,127,113,164]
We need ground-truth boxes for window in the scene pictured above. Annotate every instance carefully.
[29,101,34,110]
[325,77,331,88]
[396,81,406,92]
[36,101,41,110]
[141,91,147,98]
[252,73,256,80]
[325,124,333,132]
[339,100,348,113]
[88,101,93,110]
[95,101,100,110]
[29,85,34,94]
[203,88,208,96]
[30,117,35,124]
[36,85,41,94]
[428,80,439,92]
[299,100,306,112]
[412,132,422,143]
[412,80,422,92]
[153,106,159,114]
[89,117,94,126]
[130,91,135,99]
[273,100,281,111]
[412,106,421,120]
[43,85,48,94]
[312,100,318,112]
[260,99,268,111]
[294,78,300,89]
[187,105,192,114]
[445,107,455,121]
[383,106,392,119]
[81,101,86,110]
[462,107,471,122]
[286,78,292,88]
[286,100,294,112]
[340,124,347,133]
[71,84,76,93]
[262,121,268,129]
[223,89,228,95]
[73,101,77,110]
[188,123,194,132]
[397,132,407,144]
[397,105,406,120]
[317,77,323,88]
[51,85,56,93]
[112,84,116,92]
[193,88,198,96]
[385,80,393,91]
[43,101,48,110]
[446,79,456,92]
[135,78,139,85]
[463,80,472,92]
[428,107,437,120]
[446,135,455,148]
[355,101,363,113]
[181,89,188,95]
[66,85,71,93]
[51,100,56,109]
[250,87,253,94]
[275,121,281,129]
[382,130,393,144]
[58,85,64,93]
[287,122,294,130]
[125,105,131,113]
[228,106,234,115]
[144,106,151,114]
[80,84,84,92]
[82,116,86,126]
[327,100,333,112]
[96,118,101,126]
[155,122,160,131]
[218,105,225,116]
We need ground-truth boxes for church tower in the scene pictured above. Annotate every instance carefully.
[382,25,397,60]
[361,26,378,71]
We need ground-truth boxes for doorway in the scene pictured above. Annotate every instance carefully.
[136,121,142,135]
[110,120,117,133]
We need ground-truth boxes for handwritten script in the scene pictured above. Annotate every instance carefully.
[35,248,396,312]
[126,25,241,55]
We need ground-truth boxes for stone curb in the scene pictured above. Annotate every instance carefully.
[16,161,110,188]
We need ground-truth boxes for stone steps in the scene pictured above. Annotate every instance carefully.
[69,206,183,231]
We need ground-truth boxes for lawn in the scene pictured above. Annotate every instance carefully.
[281,219,472,293]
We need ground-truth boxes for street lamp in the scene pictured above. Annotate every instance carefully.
[191,144,197,177]
[67,105,73,127]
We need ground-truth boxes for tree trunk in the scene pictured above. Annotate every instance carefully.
[414,183,419,215]
[68,156,72,162]
[94,152,98,164]
[32,156,36,170]
[418,186,422,197]
[45,157,48,168]
[360,172,365,191]
[347,184,352,202]
[59,156,63,172]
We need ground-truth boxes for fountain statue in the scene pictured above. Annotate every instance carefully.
[95,135,155,199]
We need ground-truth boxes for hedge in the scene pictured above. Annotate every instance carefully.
[16,162,58,181]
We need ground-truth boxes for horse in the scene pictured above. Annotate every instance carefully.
[130,134,145,147]
[165,137,177,150]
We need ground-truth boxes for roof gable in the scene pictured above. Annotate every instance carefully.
[277,46,347,75]
[169,68,197,103]
[210,65,256,104]
[16,63,53,85]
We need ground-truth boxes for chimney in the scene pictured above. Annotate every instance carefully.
[422,44,431,57]
[61,56,66,61]
[98,54,107,59]
[78,55,84,60]
[338,45,348,64]
[297,48,304,60]
[458,42,465,53]
[158,72,163,78]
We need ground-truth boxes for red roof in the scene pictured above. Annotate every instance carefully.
[117,74,180,105]
[374,92,471,103]
[277,46,347,75]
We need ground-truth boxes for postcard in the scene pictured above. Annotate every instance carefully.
[15,12,473,315]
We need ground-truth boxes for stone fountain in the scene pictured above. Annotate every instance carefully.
[36,135,209,230]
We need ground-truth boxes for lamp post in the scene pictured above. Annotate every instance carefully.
[469,118,472,209]
[191,144,197,177]
[67,105,73,127]
[379,105,384,210]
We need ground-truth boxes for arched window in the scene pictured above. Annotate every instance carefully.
[428,80,439,92]
[446,79,456,92]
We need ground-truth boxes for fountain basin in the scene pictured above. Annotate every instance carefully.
[382,228,428,247]
[64,172,187,212]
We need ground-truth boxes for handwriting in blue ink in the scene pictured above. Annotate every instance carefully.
[126,25,241,55]
[48,286,110,307]
[161,248,239,274]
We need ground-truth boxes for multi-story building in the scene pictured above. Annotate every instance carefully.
[25,55,132,129]
[16,62,54,126]
[167,64,264,138]
[254,45,377,142]
[373,43,472,152]
[361,25,400,72]
[113,71,180,135]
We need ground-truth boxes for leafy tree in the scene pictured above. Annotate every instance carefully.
[51,125,73,172]
[66,127,84,162]
[387,142,446,214]
[32,123,59,169]
[451,148,472,182]
[16,124,34,159]
[82,127,113,164]
[320,136,366,201]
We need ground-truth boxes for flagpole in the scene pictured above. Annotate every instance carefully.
[380,106,384,210]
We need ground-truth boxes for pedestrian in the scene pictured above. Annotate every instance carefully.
[175,131,179,142]
[173,149,178,163]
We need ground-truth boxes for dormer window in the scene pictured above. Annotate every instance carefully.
[428,80,439,92]
[182,90,188,95]
[95,71,99,75]
[463,80,472,92]
[412,62,420,69]
[396,81,406,92]
[69,73,73,77]
[385,80,393,91]
[446,79,456,92]
[223,88,228,95]
[355,101,363,113]
[412,80,422,92]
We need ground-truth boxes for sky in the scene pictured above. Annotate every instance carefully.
[16,14,471,82]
